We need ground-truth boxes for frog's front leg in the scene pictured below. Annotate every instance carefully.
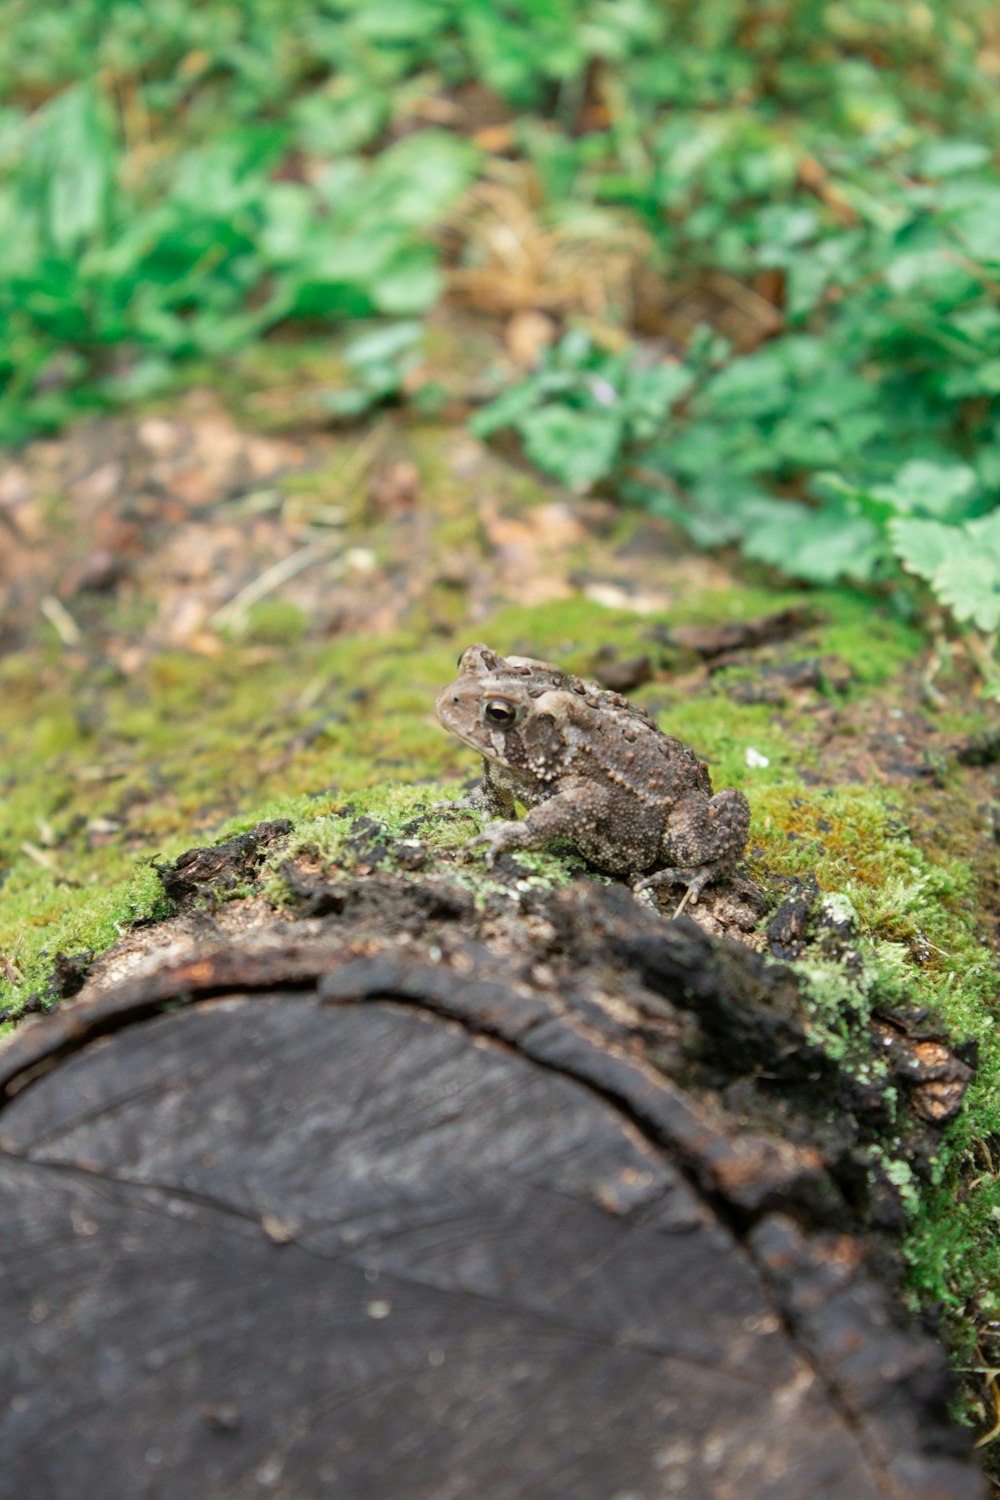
[463,778,612,867]
[466,759,518,819]
[437,758,517,820]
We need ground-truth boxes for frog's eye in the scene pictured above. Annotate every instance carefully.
[483,699,518,726]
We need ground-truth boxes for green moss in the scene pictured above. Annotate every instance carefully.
[749,783,985,968]
[259,782,582,910]
[0,611,593,1016]
[880,1155,924,1217]
[0,587,977,1026]
[790,955,870,1062]
[746,776,999,1343]
[0,590,981,1015]
[0,863,171,1034]
[805,590,925,688]
[229,600,312,647]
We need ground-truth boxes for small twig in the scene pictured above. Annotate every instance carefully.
[624,464,686,499]
[961,629,1000,694]
[20,841,61,874]
[330,423,389,495]
[673,886,694,920]
[974,1364,1000,1449]
[975,1137,996,1175]
[920,938,953,959]
[706,269,784,330]
[941,250,1000,302]
[290,675,334,715]
[208,543,332,630]
[73,764,130,782]
[0,505,26,542]
[40,595,82,647]
[920,630,952,709]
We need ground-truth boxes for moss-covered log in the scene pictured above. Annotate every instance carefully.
[0,855,988,1500]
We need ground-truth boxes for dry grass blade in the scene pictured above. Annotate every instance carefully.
[974,1366,1000,1448]
[40,595,82,647]
[208,542,334,631]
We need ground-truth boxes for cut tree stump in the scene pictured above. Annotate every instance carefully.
[0,860,987,1500]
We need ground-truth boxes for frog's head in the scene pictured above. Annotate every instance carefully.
[435,643,592,779]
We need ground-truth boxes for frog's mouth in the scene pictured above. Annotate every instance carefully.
[434,685,477,745]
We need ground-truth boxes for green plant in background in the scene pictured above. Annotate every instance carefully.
[0,78,476,441]
[626,126,1000,618]
[474,322,1000,687]
[470,92,1000,678]
[0,0,657,441]
[471,329,695,489]
[2,0,1000,631]
[5,0,1000,624]
[323,320,426,417]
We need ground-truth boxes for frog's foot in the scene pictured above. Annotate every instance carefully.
[632,864,715,909]
[461,820,529,867]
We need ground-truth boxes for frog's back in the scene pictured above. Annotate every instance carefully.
[575,688,713,811]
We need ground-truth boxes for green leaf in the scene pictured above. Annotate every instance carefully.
[889,517,954,580]
[811,474,898,528]
[470,380,545,438]
[324,386,384,418]
[623,362,693,439]
[519,405,624,490]
[259,184,315,263]
[875,459,978,518]
[941,361,1000,398]
[27,84,115,256]
[884,249,979,303]
[344,321,423,370]
[742,503,885,583]
[911,139,992,178]
[942,184,1000,264]
[369,132,479,227]
[892,512,1000,631]
[370,249,441,315]
[957,510,1000,559]
[351,0,445,44]
[932,552,1000,631]
[292,85,387,155]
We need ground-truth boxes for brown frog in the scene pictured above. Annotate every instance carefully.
[435,644,750,904]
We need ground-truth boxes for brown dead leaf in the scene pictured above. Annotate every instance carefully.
[472,123,517,153]
[505,309,558,368]
[368,460,421,514]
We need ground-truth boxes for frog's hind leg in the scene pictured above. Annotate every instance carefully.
[633,788,750,905]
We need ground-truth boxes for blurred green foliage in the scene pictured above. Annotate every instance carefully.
[0,81,476,436]
[2,0,1000,644]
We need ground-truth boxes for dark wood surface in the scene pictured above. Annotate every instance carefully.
[0,961,985,1500]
